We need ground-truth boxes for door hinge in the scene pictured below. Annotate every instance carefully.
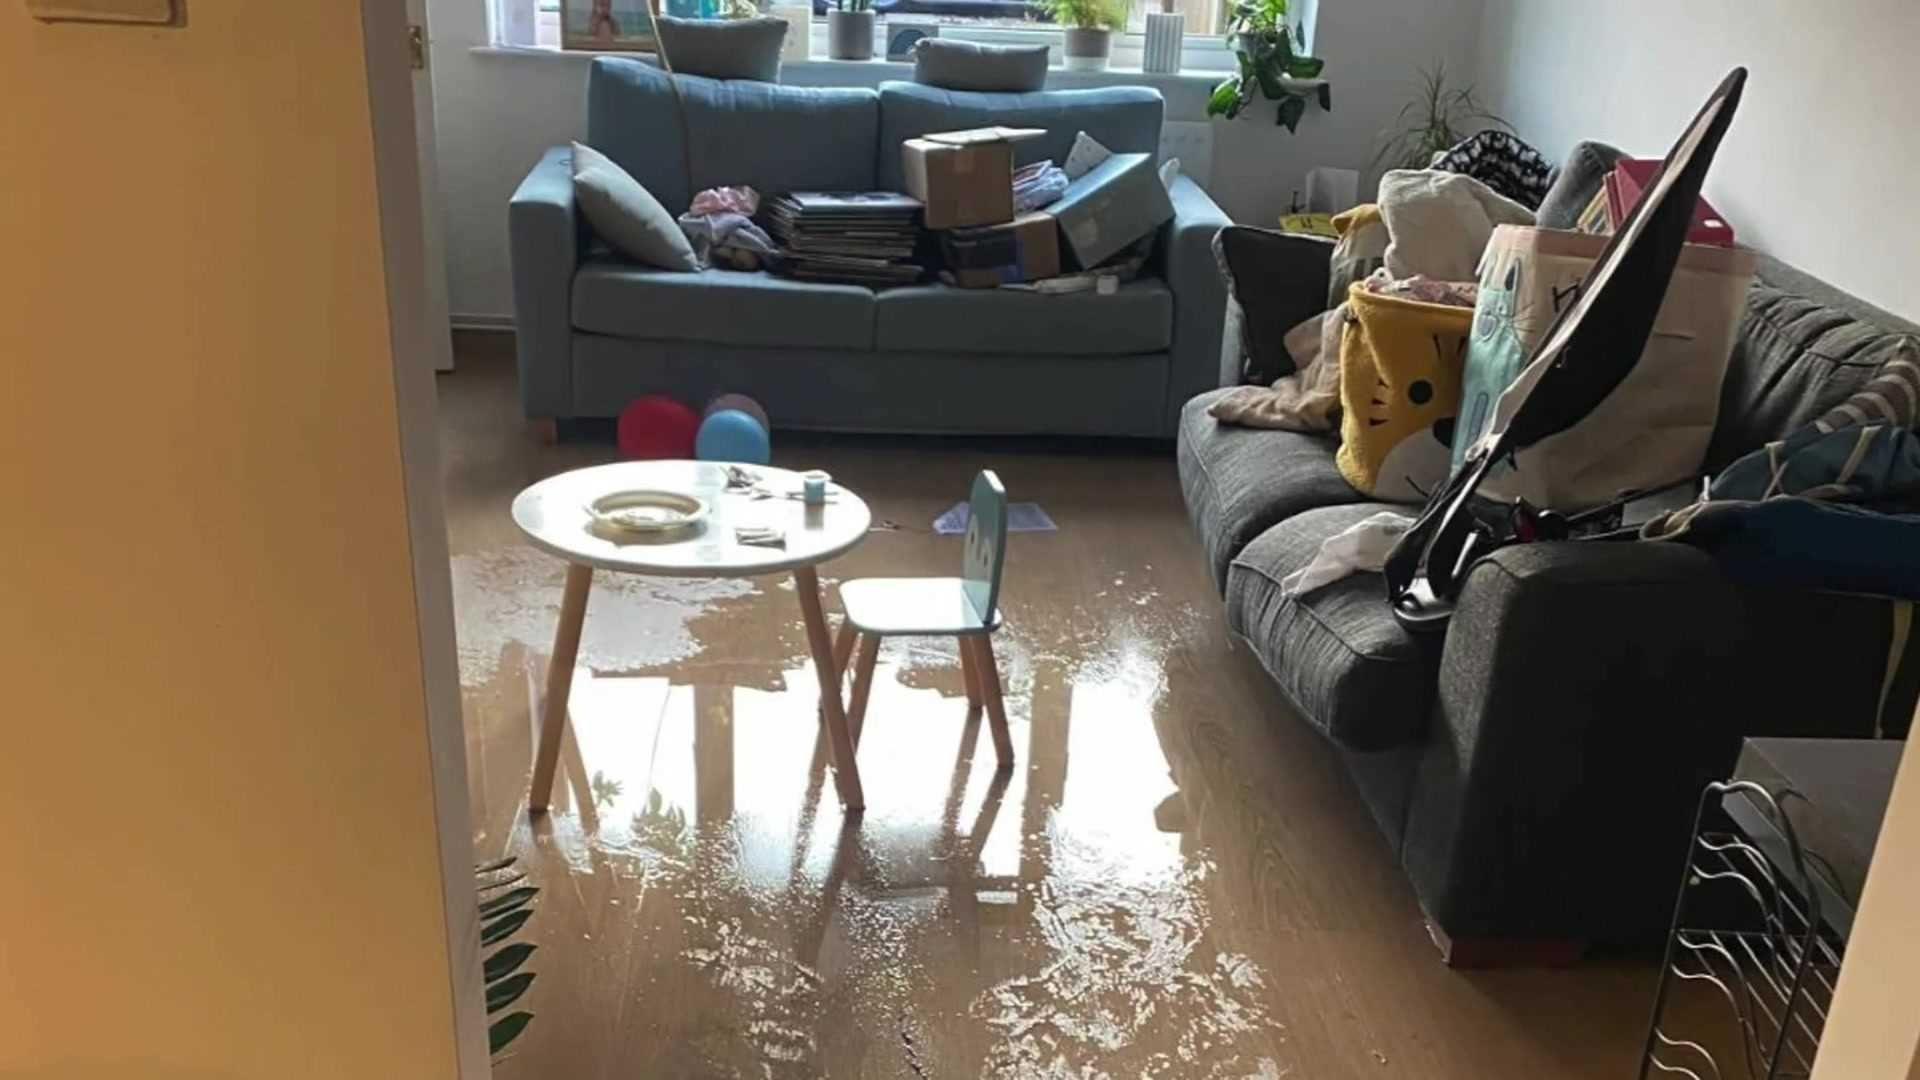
[408,24,427,70]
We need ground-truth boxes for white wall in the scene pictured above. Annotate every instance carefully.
[1473,0,1920,319]
[427,0,1485,321]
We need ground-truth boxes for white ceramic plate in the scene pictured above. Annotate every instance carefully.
[585,489,709,534]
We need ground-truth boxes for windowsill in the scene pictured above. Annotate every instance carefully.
[472,43,1235,85]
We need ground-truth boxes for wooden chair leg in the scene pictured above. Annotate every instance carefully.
[832,619,857,688]
[847,635,881,749]
[973,634,1015,769]
[959,634,983,720]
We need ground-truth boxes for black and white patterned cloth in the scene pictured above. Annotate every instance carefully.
[1432,130,1553,210]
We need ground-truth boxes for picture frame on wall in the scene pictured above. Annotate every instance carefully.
[562,0,657,52]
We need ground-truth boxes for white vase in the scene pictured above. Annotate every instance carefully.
[1142,11,1184,74]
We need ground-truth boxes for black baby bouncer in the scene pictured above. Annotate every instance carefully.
[1385,68,1751,632]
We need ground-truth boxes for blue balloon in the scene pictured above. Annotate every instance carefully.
[695,408,771,465]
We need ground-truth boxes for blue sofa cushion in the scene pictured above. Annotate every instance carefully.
[587,58,878,214]
[571,257,876,349]
[1226,503,1442,752]
[875,279,1171,355]
[1177,388,1365,591]
[875,81,1163,192]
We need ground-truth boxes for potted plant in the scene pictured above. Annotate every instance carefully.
[476,856,539,1058]
[827,0,875,60]
[1039,0,1128,72]
[1205,0,1329,132]
[1370,63,1510,171]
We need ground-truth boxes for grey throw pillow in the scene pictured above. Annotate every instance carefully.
[654,15,787,82]
[911,39,1049,92]
[570,142,700,272]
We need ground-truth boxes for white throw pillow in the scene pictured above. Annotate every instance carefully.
[570,141,700,273]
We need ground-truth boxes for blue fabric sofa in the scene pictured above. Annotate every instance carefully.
[509,58,1230,437]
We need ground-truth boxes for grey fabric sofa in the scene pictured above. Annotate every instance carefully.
[509,58,1230,437]
[1180,233,1920,958]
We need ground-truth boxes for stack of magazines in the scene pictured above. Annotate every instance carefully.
[761,191,925,287]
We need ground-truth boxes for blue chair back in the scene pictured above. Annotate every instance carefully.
[961,470,1008,625]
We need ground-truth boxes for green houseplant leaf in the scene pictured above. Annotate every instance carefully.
[484,941,537,983]
[481,906,534,948]
[1275,94,1308,132]
[479,885,540,919]
[486,971,537,1014]
[489,1011,534,1055]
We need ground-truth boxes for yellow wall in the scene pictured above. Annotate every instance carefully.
[1814,735,1920,1078]
[0,4,462,1077]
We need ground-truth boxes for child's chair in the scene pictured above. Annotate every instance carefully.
[832,470,1014,769]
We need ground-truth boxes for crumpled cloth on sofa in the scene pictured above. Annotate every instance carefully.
[1280,509,1415,597]
[1209,305,1347,431]
[678,186,779,270]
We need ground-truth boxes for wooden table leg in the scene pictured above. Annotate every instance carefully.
[530,562,592,814]
[794,565,865,811]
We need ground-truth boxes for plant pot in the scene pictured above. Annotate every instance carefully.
[1142,11,1183,73]
[827,9,875,61]
[1061,26,1112,71]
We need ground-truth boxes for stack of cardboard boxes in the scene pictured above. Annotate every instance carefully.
[902,126,1177,290]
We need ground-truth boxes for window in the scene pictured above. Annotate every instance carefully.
[496,0,1237,55]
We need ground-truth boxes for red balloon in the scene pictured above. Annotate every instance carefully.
[616,396,699,460]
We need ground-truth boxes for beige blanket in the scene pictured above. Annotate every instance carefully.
[1208,307,1346,430]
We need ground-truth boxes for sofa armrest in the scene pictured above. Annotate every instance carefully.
[1403,541,1895,944]
[509,146,581,420]
[1159,175,1232,435]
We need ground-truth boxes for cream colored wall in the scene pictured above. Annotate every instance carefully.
[0,4,465,1078]
[1813,736,1920,1078]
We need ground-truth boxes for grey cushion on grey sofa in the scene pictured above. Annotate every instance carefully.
[1227,504,1442,751]
[653,15,787,82]
[876,280,1171,355]
[1177,388,1363,590]
[911,39,1050,92]
[1708,255,1920,469]
[587,60,878,213]
[875,81,1163,192]
[572,257,877,349]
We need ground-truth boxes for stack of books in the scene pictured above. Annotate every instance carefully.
[761,191,925,287]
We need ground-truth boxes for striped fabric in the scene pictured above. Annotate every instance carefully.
[1813,337,1920,434]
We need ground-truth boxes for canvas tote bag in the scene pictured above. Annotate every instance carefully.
[1452,225,1757,509]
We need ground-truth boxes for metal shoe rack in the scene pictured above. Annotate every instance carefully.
[1639,781,1847,1080]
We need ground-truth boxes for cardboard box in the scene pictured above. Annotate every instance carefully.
[1049,151,1176,270]
[942,211,1061,288]
[902,126,1044,230]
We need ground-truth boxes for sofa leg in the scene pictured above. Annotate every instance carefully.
[528,417,558,445]
[1426,922,1587,969]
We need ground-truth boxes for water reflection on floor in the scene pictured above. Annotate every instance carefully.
[464,584,1286,1077]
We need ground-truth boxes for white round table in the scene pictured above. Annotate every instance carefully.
[512,460,873,811]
